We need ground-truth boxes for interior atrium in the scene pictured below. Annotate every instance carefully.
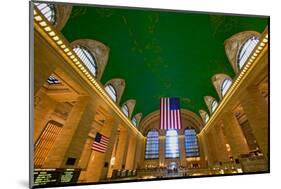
[32,2,269,187]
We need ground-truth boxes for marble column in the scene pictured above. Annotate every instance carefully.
[179,135,186,167]
[240,86,268,158]
[125,131,137,170]
[159,136,165,166]
[99,121,119,180]
[222,112,249,158]
[210,125,229,162]
[43,96,90,167]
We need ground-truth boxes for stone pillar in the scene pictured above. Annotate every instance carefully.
[125,131,137,170]
[61,101,97,168]
[205,131,217,166]
[113,128,128,170]
[99,121,119,180]
[159,136,165,166]
[121,132,130,169]
[210,125,229,162]
[43,96,90,167]
[133,136,141,170]
[134,135,145,169]
[34,90,57,142]
[179,135,186,167]
[222,112,249,158]
[138,137,146,169]
[197,134,205,162]
[80,119,118,182]
[240,87,268,158]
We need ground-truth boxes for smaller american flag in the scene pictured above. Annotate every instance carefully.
[91,132,110,153]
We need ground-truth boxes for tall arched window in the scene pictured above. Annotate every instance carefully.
[184,129,199,157]
[145,130,159,159]
[132,116,137,126]
[73,46,97,77]
[105,84,117,102]
[204,113,209,123]
[237,36,259,69]
[34,2,56,24]
[211,100,218,113]
[221,79,232,97]
[121,104,129,117]
[165,130,179,158]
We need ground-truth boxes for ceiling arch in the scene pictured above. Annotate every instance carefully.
[61,5,268,118]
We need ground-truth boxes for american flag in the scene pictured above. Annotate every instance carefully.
[160,97,182,130]
[91,132,110,153]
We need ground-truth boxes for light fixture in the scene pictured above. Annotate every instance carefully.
[53,36,59,41]
[49,31,56,36]
[39,21,47,27]
[33,10,37,15]
[260,42,265,47]
[34,15,42,21]
[70,55,75,59]
[64,48,69,53]
[44,26,51,32]
[257,46,263,50]
[57,40,63,45]
[67,52,72,56]
[60,44,66,49]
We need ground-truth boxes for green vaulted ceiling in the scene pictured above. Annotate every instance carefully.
[61,5,268,119]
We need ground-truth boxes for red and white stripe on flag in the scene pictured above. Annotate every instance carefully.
[91,132,110,153]
[160,97,182,130]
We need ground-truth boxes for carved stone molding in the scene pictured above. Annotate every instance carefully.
[122,99,136,118]
[204,96,217,114]
[71,39,110,81]
[224,31,260,73]
[211,73,233,99]
[199,109,209,124]
[105,78,125,105]
[134,113,143,127]
[55,4,73,31]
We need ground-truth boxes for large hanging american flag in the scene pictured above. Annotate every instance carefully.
[91,132,110,153]
[160,97,182,130]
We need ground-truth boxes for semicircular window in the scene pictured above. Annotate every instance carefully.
[211,100,218,113]
[105,84,117,102]
[132,116,137,126]
[73,46,97,77]
[34,2,56,25]
[121,104,129,117]
[237,36,259,69]
[204,113,209,123]
[221,79,232,97]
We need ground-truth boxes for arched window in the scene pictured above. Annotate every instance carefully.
[105,84,117,102]
[204,113,209,123]
[34,2,56,24]
[221,79,232,97]
[73,46,97,77]
[237,36,259,69]
[145,130,159,159]
[165,130,179,158]
[121,104,129,117]
[132,116,137,126]
[184,129,199,157]
[211,100,218,113]
[47,75,60,84]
